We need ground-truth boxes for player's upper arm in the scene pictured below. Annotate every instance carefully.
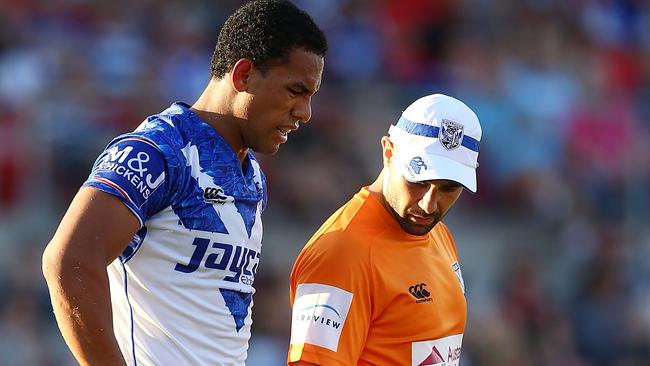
[288,233,372,365]
[44,187,141,269]
[45,134,174,268]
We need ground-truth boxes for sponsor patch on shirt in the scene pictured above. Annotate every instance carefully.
[91,136,166,208]
[412,334,463,366]
[451,262,465,295]
[290,283,353,352]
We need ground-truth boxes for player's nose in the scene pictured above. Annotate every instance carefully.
[291,96,312,123]
[419,184,438,215]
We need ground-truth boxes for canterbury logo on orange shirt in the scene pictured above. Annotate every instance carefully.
[409,283,432,303]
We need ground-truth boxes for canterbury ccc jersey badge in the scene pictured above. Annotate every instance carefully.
[203,186,231,204]
[409,283,432,303]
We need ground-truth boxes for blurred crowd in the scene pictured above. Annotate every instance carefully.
[1,0,650,365]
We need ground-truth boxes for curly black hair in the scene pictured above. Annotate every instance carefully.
[210,0,328,79]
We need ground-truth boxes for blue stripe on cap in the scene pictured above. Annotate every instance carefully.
[395,116,480,152]
[462,135,480,151]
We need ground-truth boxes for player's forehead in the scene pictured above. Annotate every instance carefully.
[270,48,324,91]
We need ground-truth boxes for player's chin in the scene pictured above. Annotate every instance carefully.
[267,140,283,154]
[399,219,438,236]
[260,132,287,154]
[254,142,281,155]
[406,226,434,236]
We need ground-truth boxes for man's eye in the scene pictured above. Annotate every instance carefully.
[409,181,427,187]
[288,88,300,96]
[441,185,461,192]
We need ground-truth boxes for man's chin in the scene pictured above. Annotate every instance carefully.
[252,144,280,155]
[398,219,439,236]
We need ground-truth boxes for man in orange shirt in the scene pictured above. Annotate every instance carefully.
[287,94,482,365]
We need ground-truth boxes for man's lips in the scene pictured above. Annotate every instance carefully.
[276,123,299,142]
[408,213,438,225]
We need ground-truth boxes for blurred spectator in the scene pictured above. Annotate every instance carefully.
[570,228,643,364]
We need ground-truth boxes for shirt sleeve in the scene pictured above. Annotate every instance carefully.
[82,134,173,227]
[288,233,373,365]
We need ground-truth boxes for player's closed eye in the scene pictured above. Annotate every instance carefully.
[407,181,429,188]
[410,181,460,192]
[439,183,461,192]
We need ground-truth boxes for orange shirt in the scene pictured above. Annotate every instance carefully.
[288,187,467,366]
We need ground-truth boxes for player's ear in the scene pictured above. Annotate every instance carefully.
[230,58,254,92]
[381,136,395,166]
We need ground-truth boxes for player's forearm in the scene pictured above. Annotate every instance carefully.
[43,245,126,366]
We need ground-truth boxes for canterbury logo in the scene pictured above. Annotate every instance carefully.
[203,187,228,204]
[409,283,432,303]
[409,157,428,174]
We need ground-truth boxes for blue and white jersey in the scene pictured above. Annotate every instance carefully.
[83,102,267,365]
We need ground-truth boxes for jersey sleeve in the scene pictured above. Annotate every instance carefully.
[82,134,175,227]
[437,223,466,295]
[288,232,373,365]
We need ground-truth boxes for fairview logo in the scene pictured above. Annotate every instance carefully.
[294,313,342,330]
[290,284,353,353]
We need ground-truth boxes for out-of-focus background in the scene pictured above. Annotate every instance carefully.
[1,0,650,365]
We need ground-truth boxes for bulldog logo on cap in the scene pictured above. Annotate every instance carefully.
[439,119,464,150]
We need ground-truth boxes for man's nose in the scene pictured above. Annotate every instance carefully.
[292,96,312,123]
[419,184,438,215]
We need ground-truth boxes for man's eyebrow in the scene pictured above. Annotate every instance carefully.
[425,180,461,188]
[442,181,462,189]
[291,82,316,95]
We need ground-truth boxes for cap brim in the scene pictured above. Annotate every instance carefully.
[398,152,477,193]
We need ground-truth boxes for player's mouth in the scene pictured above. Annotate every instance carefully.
[276,124,298,143]
[409,214,435,225]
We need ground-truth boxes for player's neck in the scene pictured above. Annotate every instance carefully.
[192,80,249,162]
[367,172,385,205]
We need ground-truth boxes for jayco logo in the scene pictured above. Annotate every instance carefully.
[409,283,432,303]
[174,238,260,286]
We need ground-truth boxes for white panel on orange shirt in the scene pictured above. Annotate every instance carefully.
[290,283,353,352]
[412,334,463,366]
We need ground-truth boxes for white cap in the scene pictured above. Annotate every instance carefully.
[388,94,482,193]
